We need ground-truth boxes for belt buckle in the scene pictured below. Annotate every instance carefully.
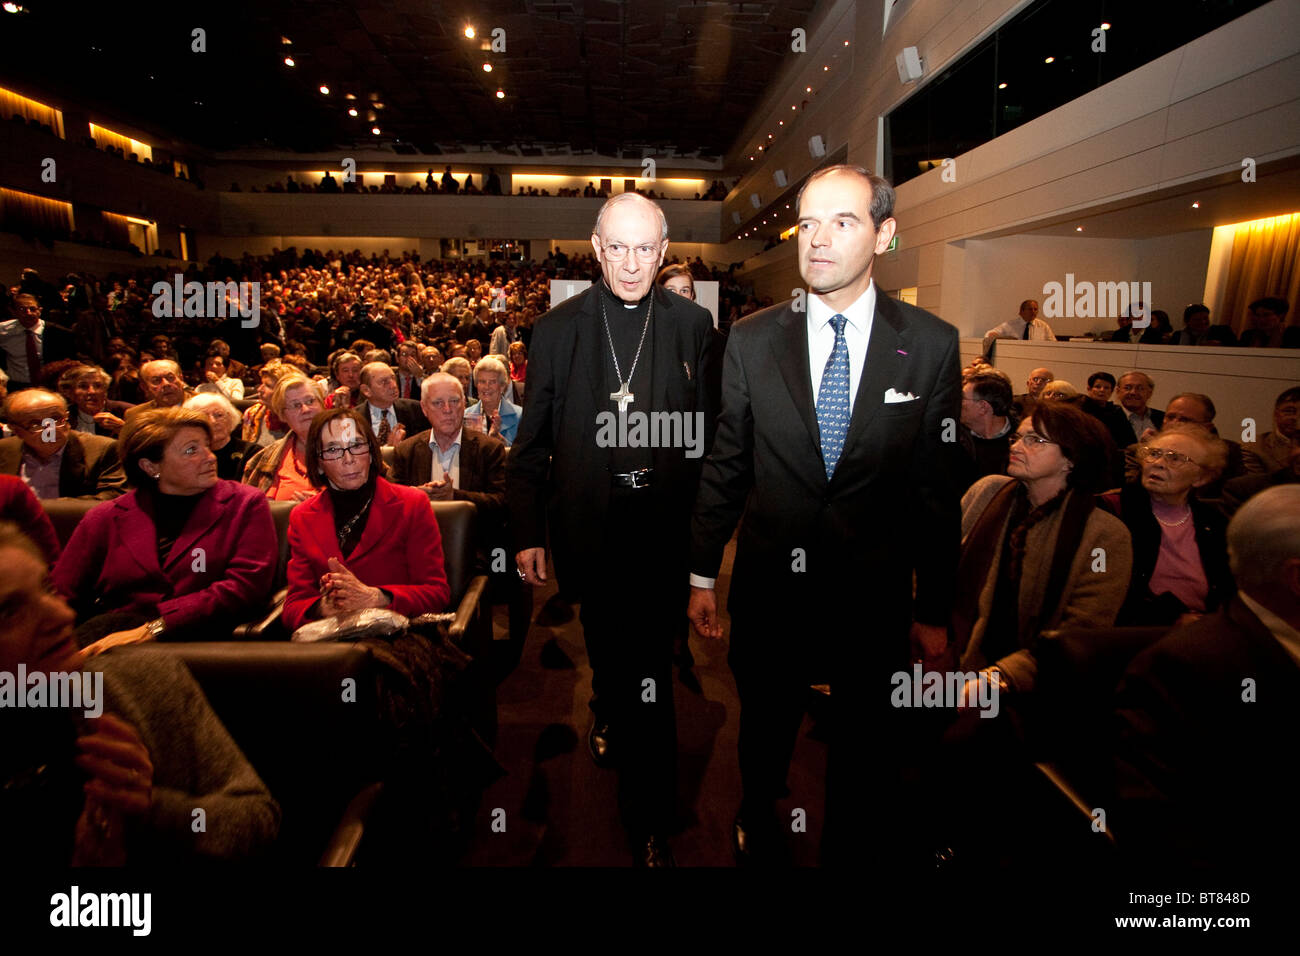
[628,468,652,489]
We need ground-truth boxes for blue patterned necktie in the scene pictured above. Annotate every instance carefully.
[816,313,850,480]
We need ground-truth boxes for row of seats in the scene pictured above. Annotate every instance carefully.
[41,493,494,865]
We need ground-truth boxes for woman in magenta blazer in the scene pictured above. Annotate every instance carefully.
[52,408,276,649]
[283,407,450,633]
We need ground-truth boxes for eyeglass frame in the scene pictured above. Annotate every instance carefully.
[1137,444,1204,468]
[1011,430,1057,448]
[595,238,667,262]
[319,441,372,461]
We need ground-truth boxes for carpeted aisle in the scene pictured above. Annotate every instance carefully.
[462,537,827,867]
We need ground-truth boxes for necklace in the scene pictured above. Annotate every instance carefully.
[1154,507,1191,528]
[336,492,373,547]
[598,290,653,413]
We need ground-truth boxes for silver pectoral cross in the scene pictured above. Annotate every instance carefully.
[611,381,634,413]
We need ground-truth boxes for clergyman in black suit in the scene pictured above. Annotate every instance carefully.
[688,165,963,866]
[356,361,425,446]
[507,193,720,866]
[1112,485,1300,871]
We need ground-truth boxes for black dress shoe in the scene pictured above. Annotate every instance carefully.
[636,834,676,867]
[733,814,786,866]
[587,718,613,767]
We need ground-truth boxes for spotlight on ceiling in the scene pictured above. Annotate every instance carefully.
[465,26,476,39]
[319,85,330,95]
[496,89,505,99]
[371,127,381,135]
[283,57,295,67]
[483,63,492,72]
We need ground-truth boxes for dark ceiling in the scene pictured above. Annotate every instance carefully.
[0,0,823,160]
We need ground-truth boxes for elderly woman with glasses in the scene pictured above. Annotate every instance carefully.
[953,403,1133,695]
[185,392,250,481]
[241,373,322,503]
[1100,424,1232,626]
[282,407,449,633]
[465,355,521,446]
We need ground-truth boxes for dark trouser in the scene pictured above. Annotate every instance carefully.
[729,608,932,866]
[577,488,683,835]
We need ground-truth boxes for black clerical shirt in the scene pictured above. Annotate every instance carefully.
[598,282,654,472]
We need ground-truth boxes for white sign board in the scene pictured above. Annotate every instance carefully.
[550,279,592,306]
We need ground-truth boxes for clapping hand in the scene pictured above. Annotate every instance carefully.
[421,476,454,501]
[333,386,352,408]
[319,556,388,615]
[76,713,154,817]
[93,411,125,434]
[388,423,407,447]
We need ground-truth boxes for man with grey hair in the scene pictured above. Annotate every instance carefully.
[122,359,194,428]
[0,389,126,499]
[1114,483,1300,869]
[507,190,720,866]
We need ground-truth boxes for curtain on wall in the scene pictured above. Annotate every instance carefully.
[1216,213,1300,333]
[0,86,64,137]
[0,188,74,237]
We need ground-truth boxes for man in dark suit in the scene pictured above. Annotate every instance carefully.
[0,389,126,499]
[1113,485,1300,871]
[0,293,74,390]
[507,193,720,866]
[687,165,963,866]
[356,361,424,446]
[393,372,525,681]
[1115,370,1164,446]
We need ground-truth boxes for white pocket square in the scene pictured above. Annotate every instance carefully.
[883,388,918,404]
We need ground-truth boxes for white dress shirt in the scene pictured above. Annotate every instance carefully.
[691,283,878,590]
[428,427,462,488]
[984,317,1057,341]
[0,318,43,383]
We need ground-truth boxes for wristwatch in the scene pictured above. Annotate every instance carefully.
[145,617,166,640]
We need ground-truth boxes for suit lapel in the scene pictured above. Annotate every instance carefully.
[649,285,674,412]
[346,479,396,563]
[165,482,229,570]
[576,287,608,416]
[59,435,88,498]
[115,494,163,578]
[842,295,907,456]
[459,432,479,488]
[773,306,821,462]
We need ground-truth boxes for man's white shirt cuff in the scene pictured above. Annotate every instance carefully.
[689,574,716,589]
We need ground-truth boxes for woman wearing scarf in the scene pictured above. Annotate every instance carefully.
[953,402,1133,695]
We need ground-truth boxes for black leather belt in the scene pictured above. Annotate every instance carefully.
[611,468,654,489]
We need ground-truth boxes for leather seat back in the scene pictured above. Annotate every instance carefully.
[432,500,476,600]
[41,497,105,547]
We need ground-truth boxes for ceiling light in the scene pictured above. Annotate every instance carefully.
[1044,56,1054,64]
[283,57,295,67]
[319,85,330,95]
[483,63,492,72]
[496,89,505,99]
[374,102,383,109]
[4,2,25,11]
[280,36,292,45]
[371,127,381,135]
[791,105,797,110]
[465,26,476,39]
[348,108,358,117]
[823,65,829,72]
[1191,201,1200,209]
[1075,226,1084,232]
[1100,22,1111,30]
[749,156,754,161]
[805,86,812,92]
[345,93,356,100]
[779,121,784,126]
[844,40,850,46]
[998,82,1008,89]
[767,133,773,139]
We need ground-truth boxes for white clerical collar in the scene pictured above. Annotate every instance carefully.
[808,281,875,335]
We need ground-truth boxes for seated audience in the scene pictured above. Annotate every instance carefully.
[507,341,527,384]
[323,351,363,409]
[1239,296,1298,348]
[1102,424,1232,626]
[0,389,127,500]
[957,370,1016,491]
[0,523,280,863]
[185,392,250,481]
[1242,385,1299,474]
[658,263,696,302]
[0,474,60,561]
[1085,371,1116,404]
[1115,371,1161,445]
[393,341,424,400]
[52,408,276,647]
[1171,303,1236,346]
[441,356,475,402]
[357,361,425,447]
[418,345,443,377]
[1012,366,1053,420]
[196,353,244,401]
[465,356,521,446]
[1039,380,1080,402]
[282,407,450,633]
[1121,393,1247,498]
[122,360,195,427]
[241,373,322,502]
[241,362,292,449]
[1112,485,1300,870]
[954,403,1132,693]
[1222,439,1300,517]
[59,364,126,436]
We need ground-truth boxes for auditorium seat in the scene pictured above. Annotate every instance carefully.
[136,641,384,865]
[41,496,103,547]
[231,499,298,639]
[380,445,396,473]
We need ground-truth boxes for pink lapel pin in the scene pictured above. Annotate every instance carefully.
[896,349,908,355]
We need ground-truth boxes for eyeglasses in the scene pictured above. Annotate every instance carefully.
[1138,445,1202,467]
[1012,431,1056,447]
[598,240,663,262]
[320,442,372,461]
[427,398,463,410]
[16,415,68,432]
[287,397,320,412]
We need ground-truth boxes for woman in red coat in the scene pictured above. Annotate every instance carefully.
[283,407,450,633]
